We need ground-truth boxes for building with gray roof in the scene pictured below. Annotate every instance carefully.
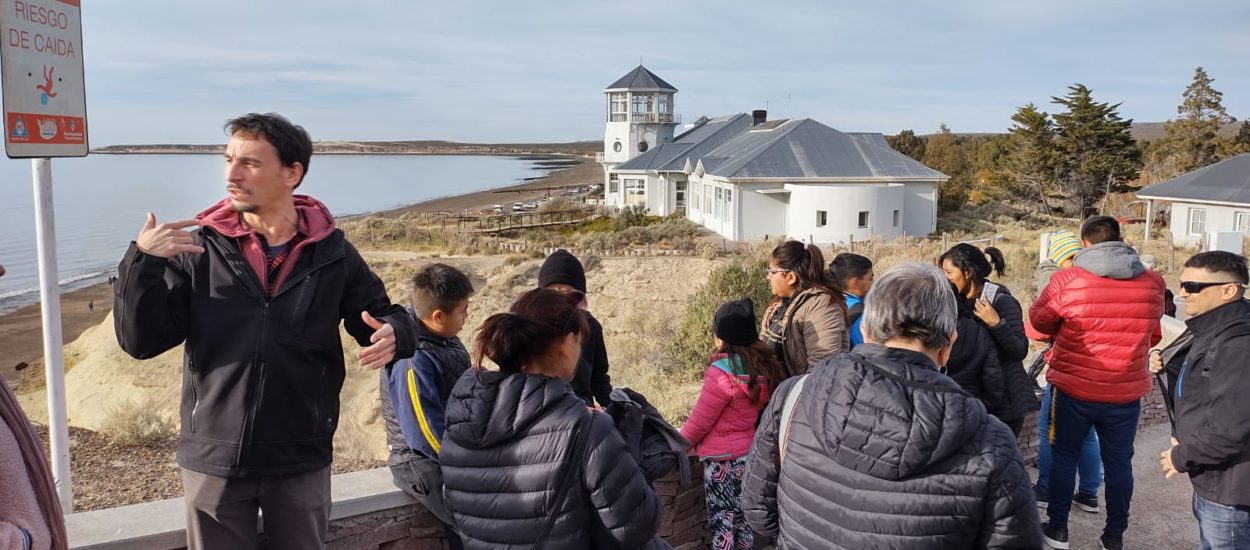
[598,66,948,242]
[1137,154,1250,246]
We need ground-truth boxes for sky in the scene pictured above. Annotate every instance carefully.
[73,0,1250,146]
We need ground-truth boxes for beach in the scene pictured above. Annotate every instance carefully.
[0,156,600,385]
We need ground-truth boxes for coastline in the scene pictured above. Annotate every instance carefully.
[0,157,602,383]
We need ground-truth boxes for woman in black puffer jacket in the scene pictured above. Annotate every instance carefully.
[440,288,662,549]
[944,284,1008,415]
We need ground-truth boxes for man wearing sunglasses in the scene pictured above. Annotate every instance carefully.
[1152,251,1250,549]
[1029,215,1166,550]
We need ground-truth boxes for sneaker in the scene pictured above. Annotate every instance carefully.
[1042,522,1069,549]
[1100,533,1123,550]
[1034,485,1048,509]
[1074,492,1100,514]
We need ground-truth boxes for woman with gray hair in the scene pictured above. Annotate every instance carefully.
[743,263,1041,548]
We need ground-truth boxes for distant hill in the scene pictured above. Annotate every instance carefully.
[92,140,601,156]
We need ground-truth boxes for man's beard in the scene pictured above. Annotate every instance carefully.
[231,200,258,214]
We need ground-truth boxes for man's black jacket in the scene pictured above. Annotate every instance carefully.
[114,225,415,478]
[1162,299,1250,507]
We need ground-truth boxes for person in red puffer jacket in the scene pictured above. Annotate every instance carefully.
[1028,215,1165,550]
[681,298,787,550]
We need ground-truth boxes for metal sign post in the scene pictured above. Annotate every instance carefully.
[1,0,89,511]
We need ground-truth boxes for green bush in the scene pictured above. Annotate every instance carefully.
[666,256,772,379]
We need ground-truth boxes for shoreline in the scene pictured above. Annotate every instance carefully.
[0,157,602,383]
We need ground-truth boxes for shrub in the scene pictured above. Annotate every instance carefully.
[101,398,176,445]
[697,241,720,260]
[666,256,772,378]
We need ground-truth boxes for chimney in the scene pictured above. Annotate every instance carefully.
[752,109,767,126]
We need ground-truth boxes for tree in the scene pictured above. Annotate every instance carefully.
[1162,67,1236,172]
[886,129,927,161]
[1226,120,1250,156]
[923,124,972,213]
[1002,103,1058,213]
[1051,84,1141,215]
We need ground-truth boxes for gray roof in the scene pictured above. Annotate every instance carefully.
[1136,154,1250,205]
[699,119,947,180]
[615,114,751,172]
[606,65,677,91]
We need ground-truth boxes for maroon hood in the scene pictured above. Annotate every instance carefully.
[195,194,336,241]
[194,195,338,295]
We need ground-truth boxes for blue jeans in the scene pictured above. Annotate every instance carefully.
[1193,493,1250,550]
[1036,384,1102,496]
[1045,388,1140,537]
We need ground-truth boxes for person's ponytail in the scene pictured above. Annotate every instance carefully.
[473,288,588,374]
[984,247,1007,278]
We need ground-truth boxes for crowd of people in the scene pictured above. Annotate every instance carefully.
[2,112,1247,550]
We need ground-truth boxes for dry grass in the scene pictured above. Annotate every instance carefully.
[100,398,176,445]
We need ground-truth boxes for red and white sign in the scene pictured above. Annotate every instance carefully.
[0,0,86,157]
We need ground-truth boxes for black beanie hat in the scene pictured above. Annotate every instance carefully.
[713,298,758,346]
[538,249,587,293]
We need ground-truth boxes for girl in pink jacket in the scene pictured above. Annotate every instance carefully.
[680,298,787,550]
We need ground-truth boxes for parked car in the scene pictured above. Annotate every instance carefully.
[493,204,505,214]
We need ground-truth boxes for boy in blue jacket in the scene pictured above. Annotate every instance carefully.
[380,263,473,549]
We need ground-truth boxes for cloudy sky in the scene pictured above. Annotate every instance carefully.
[77,0,1249,145]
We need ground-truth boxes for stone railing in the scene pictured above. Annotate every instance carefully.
[66,462,709,550]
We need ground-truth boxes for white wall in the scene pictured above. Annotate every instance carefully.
[785,184,906,243]
[1168,201,1250,246]
[738,188,788,240]
[902,182,938,236]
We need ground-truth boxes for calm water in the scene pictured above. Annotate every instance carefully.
[0,154,547,313]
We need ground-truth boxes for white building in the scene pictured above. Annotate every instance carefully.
[1137,154,1250,246]
[598,66,948,242]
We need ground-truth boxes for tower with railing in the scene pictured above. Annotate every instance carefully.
[599,65,678,207]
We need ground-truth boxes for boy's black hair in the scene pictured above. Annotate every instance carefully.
[1184,251,1249,285]
[828,253,873,288]
[412,263,474,318]
[1080,215,1122,245]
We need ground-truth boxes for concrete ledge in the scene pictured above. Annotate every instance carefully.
[67,467,418,550]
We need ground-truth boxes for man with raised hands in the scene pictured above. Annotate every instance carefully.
[114,113,415,550]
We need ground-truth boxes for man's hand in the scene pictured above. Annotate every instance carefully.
[1149,349,1164,374]
[357,311,397,370]
[1161,437,1181,479]
[136,212,205,257]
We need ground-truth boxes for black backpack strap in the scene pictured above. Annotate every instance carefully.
[536,410,594,549]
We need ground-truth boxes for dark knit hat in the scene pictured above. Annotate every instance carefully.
[538,249,587,293]
[713,298,758,346]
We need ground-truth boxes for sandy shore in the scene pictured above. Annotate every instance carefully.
[0,156,602,384]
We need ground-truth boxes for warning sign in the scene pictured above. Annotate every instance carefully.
[0,0,86,157]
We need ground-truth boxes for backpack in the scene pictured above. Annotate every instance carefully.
[604,388,691,485]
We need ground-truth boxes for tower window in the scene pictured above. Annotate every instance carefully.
[816,210,827,227]
[638,141,648,153]
[858,211,869,228]
[613,141,622,153]
[609,93,627,122]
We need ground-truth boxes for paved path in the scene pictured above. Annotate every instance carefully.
[1028,422,1200,549]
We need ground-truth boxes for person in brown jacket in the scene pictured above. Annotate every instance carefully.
[1,376,67,550]
[761,241,849,376]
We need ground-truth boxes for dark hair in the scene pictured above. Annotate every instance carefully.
[715,341,787,406]
[1080,215,1121,245]
[828,253,872,288]
[939,243,995,288]
[771,240,847,315]
[474,288,589,374]
[1184,251,1249,285]
[983,247,1007,278]
[224,113,314,187]
[412,263,474,319]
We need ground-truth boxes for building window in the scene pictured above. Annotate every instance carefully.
[609,93,627,122]
[705,189,712,214]
[1237,212,1250,235]
[624,178,646,206]
[632,94,654,115]
[893,210,900,227]
[714,188,723,219]
[691,183,699,212]
[1188,208,1206,235]
[676,181,687,209]
[608,173,619,194]
[858,211,869,229]
[816,210,827,227]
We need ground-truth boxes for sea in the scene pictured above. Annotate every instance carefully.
[0,153,551,314]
